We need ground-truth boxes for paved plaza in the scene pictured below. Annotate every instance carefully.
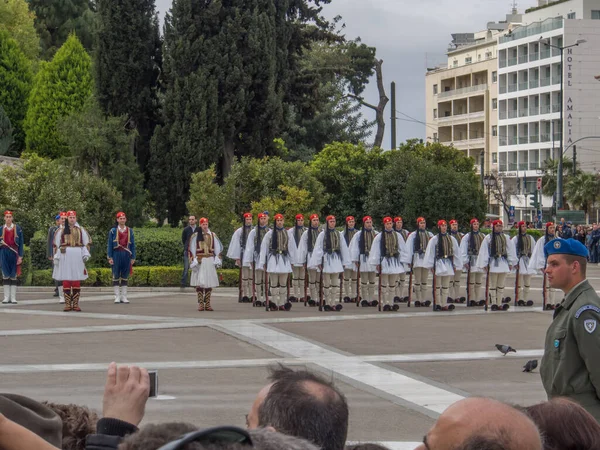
[3,267,600,449]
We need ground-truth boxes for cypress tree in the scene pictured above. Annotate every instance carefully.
[95,0,161,172]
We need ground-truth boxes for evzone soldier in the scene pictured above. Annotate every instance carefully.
[403,217,433,307]
[243,212,270,307]
[296,214,322,306]
[52,211,91,312]
[393,217,410,303]
[476,219,518,311]
[424,220,461,311]
[511,221,537,307]
[448,219,465,304]
[227,213,253,303]
[349,216,378,307]
[459,218,486,307]
[1,211,24,305]
[259,213,298,311]
[368,216,407,311]
[342,216,359,303]
[308,215,351,312]
[287,214,306,303]
[189,217,222,311]
[107,212,136,304]
[530,222,561,310]
[47,212,65,302]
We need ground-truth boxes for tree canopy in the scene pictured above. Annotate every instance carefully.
[0,0,40,60]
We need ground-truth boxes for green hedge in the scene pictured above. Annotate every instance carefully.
[31,267,240,287]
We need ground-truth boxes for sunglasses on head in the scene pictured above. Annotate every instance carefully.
[157,426,253,450]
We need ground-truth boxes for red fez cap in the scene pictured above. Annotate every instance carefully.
[517,221,525,227]
[394,217,402,223]
[199,217,208,224]
[470,218,479,225]
[243,213,252,219]
[326,215,336,222]
[346,216,355,223]
[309,214,319,221]
[449,219,458,225]
[383,216,392,224]
[3,210,12,216]
[417,217,425,224]
[363,216,372,223]
[258,213,267,219]
[492,219,503,226]
[67,210,77,217]
[295,214,304,220]
[437,219,447,227]
[59,212,68,218]
[274,213,284,220]
[546,221,554,228]
[116,212,126,219]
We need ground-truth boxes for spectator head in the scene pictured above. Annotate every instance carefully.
[524,397,600,450]
[415,397,542,450]
[249,428,320,450]
[41,401,98,450]
[247,365,349,450]
[0,393,62,448]
[345,444,390,450]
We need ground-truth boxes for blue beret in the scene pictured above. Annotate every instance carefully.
[544,238,589,258]
[55,214,61,220]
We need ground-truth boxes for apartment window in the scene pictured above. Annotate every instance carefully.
[567,12,576,19]
[465,57,472,64]
[592,10,600,19]
[492,125,498,136]
[433,84,438,95]
[433,132,438,142]
[492,98,498,110]
[492,153,498,164]
[453,60,458,67]
[492,71,497,83]
[486,51,492,59]
[478,54,482,61]
[433,108,438,118]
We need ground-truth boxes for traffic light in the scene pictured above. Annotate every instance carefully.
[529,191,539,209]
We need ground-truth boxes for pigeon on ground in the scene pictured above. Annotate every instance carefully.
[523,360,538,373]
[495,344,517,356]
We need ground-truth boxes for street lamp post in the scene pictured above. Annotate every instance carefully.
[540,37,586,211]
[483,174,496,214]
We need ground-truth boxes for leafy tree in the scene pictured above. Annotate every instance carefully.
[27,0,96,60]
[0,153,122,237]
[94,0,162,172]
[58,99,148,226]
[0,30,33,155]
[310,142,386,219]
[0,0,40,60]
[565,172,599,222]
[24,34,93,158]
[541,157,576,208]
[399,139,476,173]
[0,105,15,156]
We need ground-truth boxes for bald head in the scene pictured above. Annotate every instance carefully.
[416,398,542,450]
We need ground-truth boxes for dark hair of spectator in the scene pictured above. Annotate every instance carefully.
[41,402,99,450]
[257,365,349,450]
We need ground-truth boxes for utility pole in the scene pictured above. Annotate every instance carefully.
[390,81,397,150]
[572,144,577,175]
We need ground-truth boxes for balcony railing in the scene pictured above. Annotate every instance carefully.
[508,57,518,66]
[499,111,507,120]
[530,135,540,143]
[519,136,529,144]
[437,83,487,99]
[530,52,539,61]
[540,134,550,142]
[529,107,539,116]
[519,109,529,117]
[499,85,507,94]
[540,104,551,114]
[530,79,539,88]
[499,136,508,146]
[519,55,528,64]
[507,136,518,145]
[530,161,541,170]
[553,133,562,141]
[540,77,551,87]
[499,17,563,44]
[508,163,518,171]
[508,83,518,92]
[552,103,560,113]
[499,59,507,68]
[519,81,529,90]
[507,110,518,119]
[540,49,551,59]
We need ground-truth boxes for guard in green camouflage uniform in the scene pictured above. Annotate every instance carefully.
[541,238,600,422]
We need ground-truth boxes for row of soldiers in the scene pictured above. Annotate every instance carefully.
[226,212,561,312]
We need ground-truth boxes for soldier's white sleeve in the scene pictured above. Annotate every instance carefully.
[53,229,62,259]
[189,234,197,262]
[349,232,361,263]
[243,229,256,266]
[81,227,91,260]
[367,234,382,266]
[296,231,308,265]
[339,231,351,266]
[506,234,518,266]
[226,228,242,259]
[401,232,415,264]
[423,236,438,269]
[459,233,470,268]
[529,237,545,270]
[398,233,408,264]
[452,236,462,268]
[308,232,325,268]
[213,233,223,265]
[258,230,272,268]
[476,235,490,269]
[287,230,299,263]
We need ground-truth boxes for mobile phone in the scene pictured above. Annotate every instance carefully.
[149,371,158,398]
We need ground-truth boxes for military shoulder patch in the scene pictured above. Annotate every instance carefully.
[575,304,600,319]
[584,319,597,334]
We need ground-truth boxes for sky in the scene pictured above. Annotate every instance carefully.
[154,0,540,149]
